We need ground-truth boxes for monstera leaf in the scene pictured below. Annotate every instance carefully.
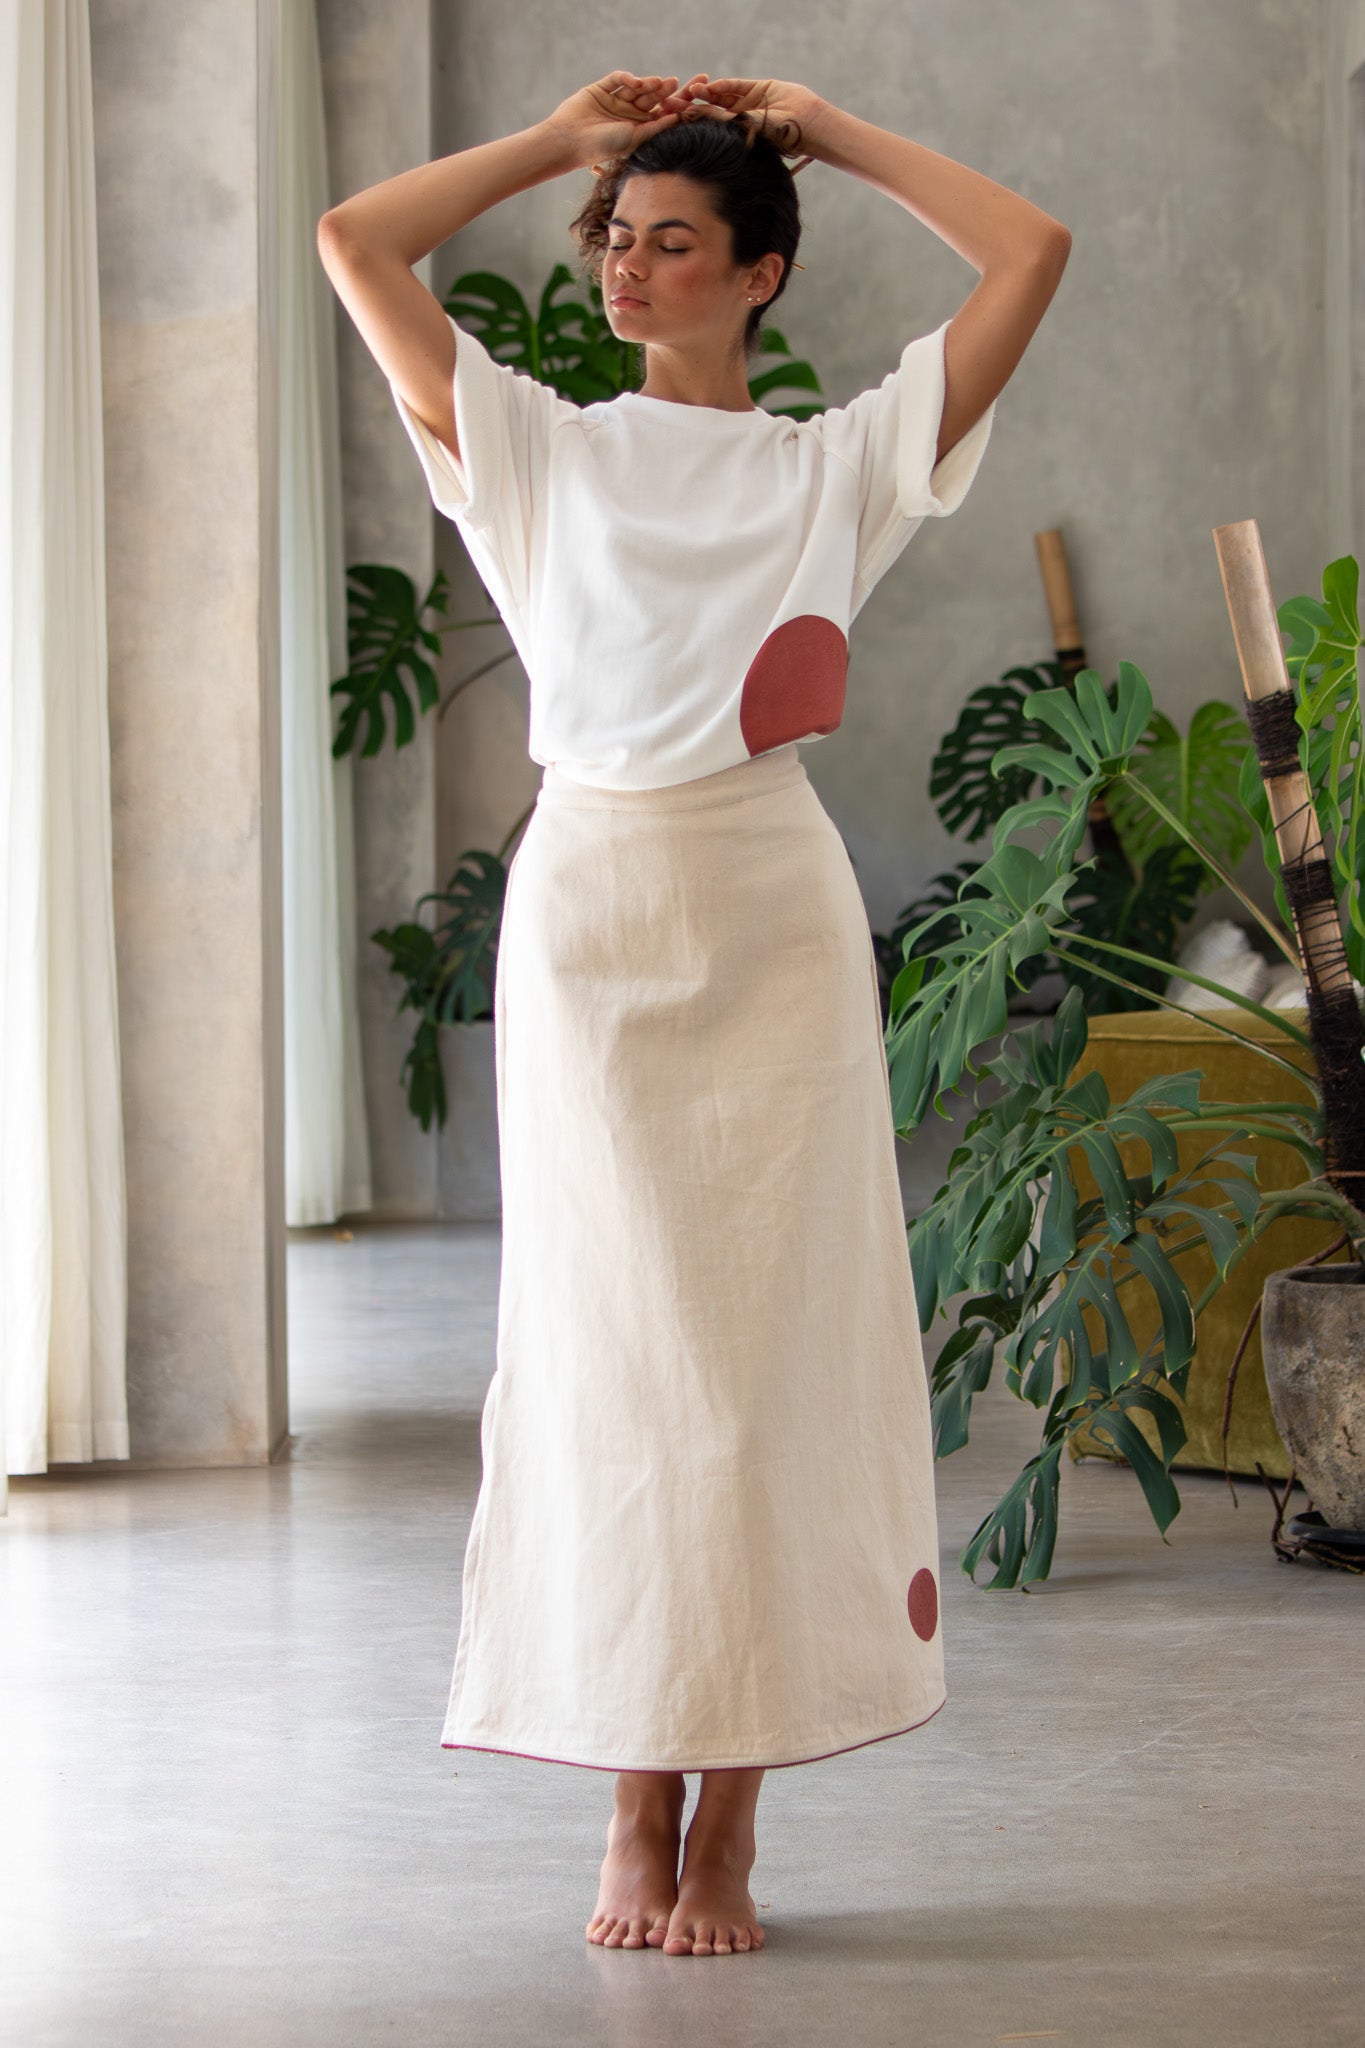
[907,984,1266,1587]
[444,265,634,404]
[371,849,509,1131]
[887,831,1096,1127]
[741,322,825,420]
[928,661,1070,842]
[331,563,449,759]
[887,861,985,964]
[1242,555,1365,979]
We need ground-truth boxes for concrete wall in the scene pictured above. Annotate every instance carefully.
[1325,0,1365,555]
[316,0,438,1218]
[92,0,287,1463]
[92,2,1352,1324]
[424,0,1334,948]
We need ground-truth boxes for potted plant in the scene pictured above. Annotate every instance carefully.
[1225,542,1365,1565]
[885,553,1365,1587]
[370,823,526,1220]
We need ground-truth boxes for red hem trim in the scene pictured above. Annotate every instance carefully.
[439,1694,946,1773]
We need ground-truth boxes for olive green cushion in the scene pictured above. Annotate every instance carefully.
[1065,1004,1331,1481]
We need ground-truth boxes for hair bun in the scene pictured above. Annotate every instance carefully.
[731,104,808,162]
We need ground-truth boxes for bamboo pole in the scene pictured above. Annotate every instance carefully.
[1034,528,1120,857]
[1213,518,1365,1207]
[1213,520,1352,994]
[1034,528,1084,676]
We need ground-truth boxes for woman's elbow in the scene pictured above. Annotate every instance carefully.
[316,207,353,264]
[1041,221,1072,266]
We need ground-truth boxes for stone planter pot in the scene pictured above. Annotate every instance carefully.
[436,1018,501,1222]
[1261,1262,1365,1531]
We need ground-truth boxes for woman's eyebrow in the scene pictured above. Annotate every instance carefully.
[606,216,698,232]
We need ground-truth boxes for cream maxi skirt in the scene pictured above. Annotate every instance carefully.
[442,741,946,1772]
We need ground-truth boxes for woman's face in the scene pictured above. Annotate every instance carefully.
[601,171,777,350]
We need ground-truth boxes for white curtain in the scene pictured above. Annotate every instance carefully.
[0,0,128,1514]
[279,0,371,1226]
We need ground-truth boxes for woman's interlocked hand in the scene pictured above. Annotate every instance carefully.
[669,75,827,166]
[546,71,827,174]
[546,73,694,171]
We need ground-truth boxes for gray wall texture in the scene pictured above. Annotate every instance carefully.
[91,2,1365,1450]
[319,0,1365,1213]
[421,2,1344,926]
[93,0,288,1462]
[318,0,440,1219]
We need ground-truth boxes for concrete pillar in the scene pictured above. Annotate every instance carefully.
[317,0,438,1217]
[92,0,288,1464]
[1324,0,1365,559]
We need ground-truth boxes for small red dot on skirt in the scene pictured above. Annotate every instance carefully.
[907,1568,938,1641]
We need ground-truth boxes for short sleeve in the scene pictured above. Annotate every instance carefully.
[813,317,997,597]
[387,311,578,619]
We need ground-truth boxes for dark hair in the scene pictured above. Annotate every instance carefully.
[568,111,803,362]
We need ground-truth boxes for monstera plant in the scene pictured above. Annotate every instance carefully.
[370,836,523,1132]
[889,557,1365,1590]
[877,661,1256,1018]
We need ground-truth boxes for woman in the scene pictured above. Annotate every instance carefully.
[318,70,1069,1960]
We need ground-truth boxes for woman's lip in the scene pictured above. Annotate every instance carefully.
[611,294,648,305]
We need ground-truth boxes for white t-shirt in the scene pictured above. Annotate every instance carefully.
[390,311,996,791]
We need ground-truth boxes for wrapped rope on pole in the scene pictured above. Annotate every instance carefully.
[1213,519,1365,1208]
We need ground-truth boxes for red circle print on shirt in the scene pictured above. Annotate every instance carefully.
[907,1568,939,1642]
[739,615,848,756]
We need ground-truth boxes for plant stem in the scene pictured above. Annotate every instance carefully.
[1116,770,1302,969]
[1051,940,1313,1083]
[1158,1112,1322,1167]
[437,646,520,721]
[1061,931,1311,1044]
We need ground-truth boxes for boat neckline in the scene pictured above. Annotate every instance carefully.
[610,390,780,427]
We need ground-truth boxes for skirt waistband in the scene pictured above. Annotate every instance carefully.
[537,744,806,813]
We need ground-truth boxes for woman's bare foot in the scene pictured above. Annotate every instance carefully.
[662,1766,766,1956]
[586,1771,686,1949]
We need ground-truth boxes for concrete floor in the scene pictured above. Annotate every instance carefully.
[2,1219,1362,2047]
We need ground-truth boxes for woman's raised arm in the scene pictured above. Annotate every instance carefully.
[687,80,1071,467]
[805,100,1070,464]
[316,124,574,456]
[316,74,693,456]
